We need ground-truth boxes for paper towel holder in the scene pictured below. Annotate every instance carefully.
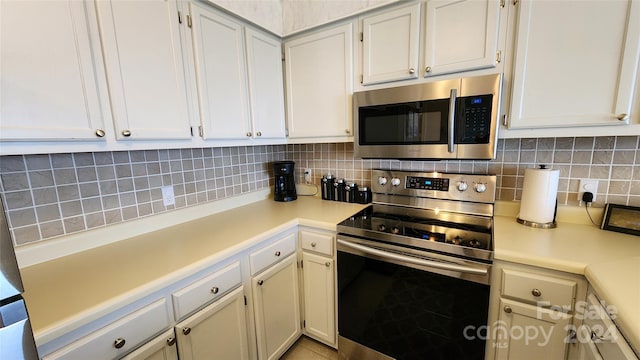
[516,165,558,229]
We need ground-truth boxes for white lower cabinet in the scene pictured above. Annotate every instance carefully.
[175,286,250,360]
[299,228,336,347]
[488,261,588,360]
[120,329,178,360]
[42,298,171,360]
[252,253,301,360]
[494,298,572,360]
[301,252,335,346]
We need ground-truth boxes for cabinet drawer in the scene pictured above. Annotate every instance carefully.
[300,229,333,256]
[250,233,296,275]
[172,262,242,320]
[43,298,170,360]
[502,269,577,309]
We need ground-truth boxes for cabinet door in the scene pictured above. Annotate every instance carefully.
[361,3,421,85]
[245,28,286,140]
[97,0,191,140]
[302,252,335,346]
[175,287,250,360]
[494,298,572,360]
[508,0,640,129]
[252,254,301,360]
[424,0,500,77]
[120,329,178,360]
[0,0,107,141]
[284,22,354,139]
[190,3,251,140]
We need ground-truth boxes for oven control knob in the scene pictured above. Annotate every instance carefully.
[377,224,386,232]
[391,226,400,234]
[391,177,401,187]
[474,183,487,193]
[378,176,388,185]
[457,181,468,192]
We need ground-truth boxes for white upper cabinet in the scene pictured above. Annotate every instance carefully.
[507,0,640,129]
[189,3,285,142]
[361,3,421,85]
[97,0,192,140]
[284,22,354,141]
[245,28,287,140]
[190,3,251,140]
[0,0,108,141]
[423,0,501,77]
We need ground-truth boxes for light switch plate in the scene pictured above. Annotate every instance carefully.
[577,179,598,204]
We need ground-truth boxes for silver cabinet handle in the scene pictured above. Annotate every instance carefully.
[211,287,219,294]
[257,280,264,285]
[256,131,262,137]
[182,327,191,335]
[337,239,487,275]
[311,242,317,247]
[246,132,252,137]
[531,288,542,297]
[425,66,432,73]
[95,129,106,137]
[121,130,132,137]
[114,338,126,349]
[325,262,331,267]
[617,113,629,121]
[447,88,457,153]
[504,305,512,314]
[409,68,415,74]
[167,337,176,346]
[274,251,281,257]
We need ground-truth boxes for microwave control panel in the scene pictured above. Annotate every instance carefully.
[457,94,493,143]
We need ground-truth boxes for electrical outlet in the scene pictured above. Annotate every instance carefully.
[304,168,312,184]
[577,179,598,204]
[161,186,175,206]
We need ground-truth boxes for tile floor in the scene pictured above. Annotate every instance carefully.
[280,336,338,360]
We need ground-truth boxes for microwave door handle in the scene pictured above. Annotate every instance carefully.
[337,239,487,275]
[448,88,457,153]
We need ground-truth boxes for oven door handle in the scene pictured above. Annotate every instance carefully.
[337,239,487,275]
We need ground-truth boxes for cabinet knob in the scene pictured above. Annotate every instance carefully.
[311,242,317,247]
[617,113,629,121]
[325,262,331,267]
[275,251,281,257]
[425,66,432,73]
[182,327,191,335]
[95,129,106,138]
[345,129,350,134]
[166,337,176,346]
[531,288,542,297]
[114,338,126,349]
[246,132,252,137]
[258,280,264,286]
[121,129,132,137]
[409,68,416,74]
[256,131,262,137]
[504,305,512,314]
[211,286,219,294]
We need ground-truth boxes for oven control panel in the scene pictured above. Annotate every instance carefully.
[406,176,450,191]
[372,170,496,204]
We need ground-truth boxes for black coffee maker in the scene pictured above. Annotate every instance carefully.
[273,161,297,202]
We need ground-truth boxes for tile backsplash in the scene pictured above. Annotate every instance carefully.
[1,136,638,246]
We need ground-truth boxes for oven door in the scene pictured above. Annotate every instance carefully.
[337,236,491,360]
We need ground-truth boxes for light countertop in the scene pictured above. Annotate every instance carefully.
[20,196,365,345]
[20,196,640,353]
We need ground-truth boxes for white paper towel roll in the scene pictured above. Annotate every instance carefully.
[518,166,560,225]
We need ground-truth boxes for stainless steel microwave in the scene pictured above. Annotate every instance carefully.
[353,74,502,160]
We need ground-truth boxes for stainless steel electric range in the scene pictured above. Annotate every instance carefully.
[336,169,496,360]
